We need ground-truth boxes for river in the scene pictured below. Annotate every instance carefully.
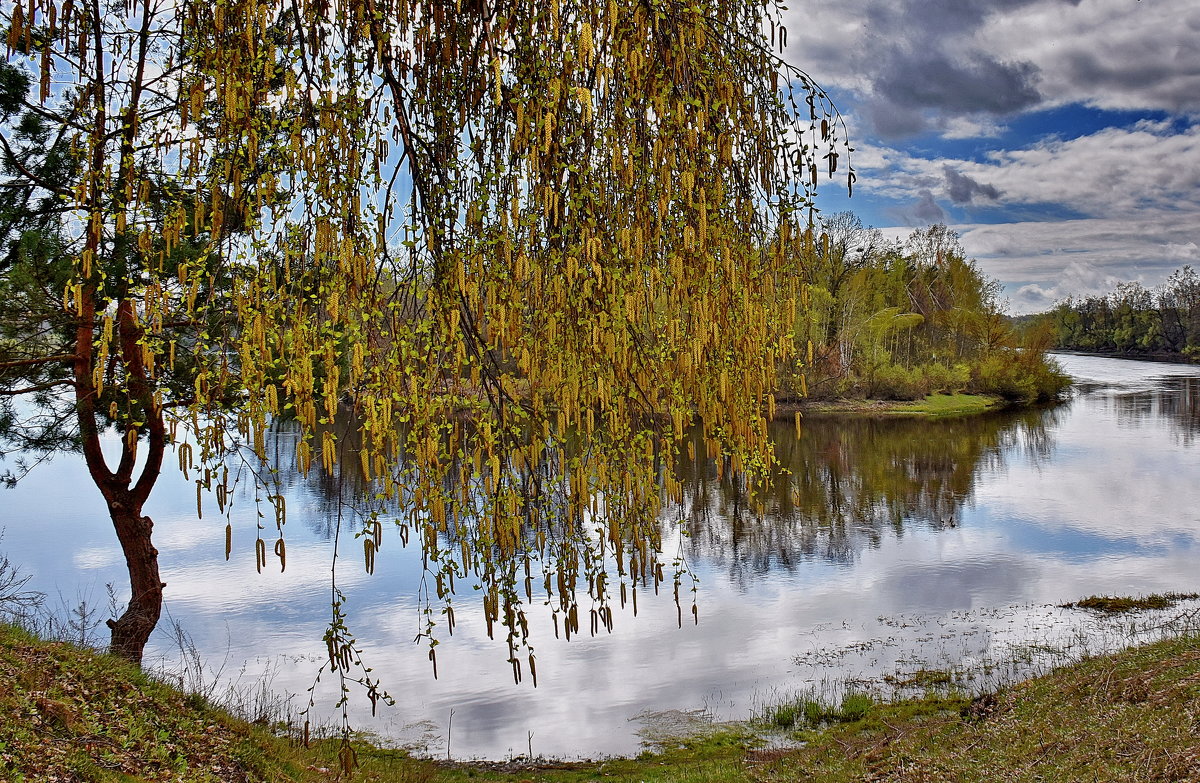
[1,352,1199,759]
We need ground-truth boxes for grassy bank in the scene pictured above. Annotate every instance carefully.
[3,619,1199,782]
[790,392,1007,418]
[753,630,1200,782]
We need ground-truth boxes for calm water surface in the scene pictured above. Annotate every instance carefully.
[2,353,1199,758]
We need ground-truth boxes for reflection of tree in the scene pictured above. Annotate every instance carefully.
[239,404,1068,640]
[1112,376,1200,444]
[246,421,360,541]
[672,408,1057,586]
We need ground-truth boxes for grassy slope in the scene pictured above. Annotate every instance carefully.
[757,632,1200,782]
[0,622,340,782]
[3,622,1199,782]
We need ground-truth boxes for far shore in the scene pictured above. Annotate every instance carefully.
[1051,348,1200,365]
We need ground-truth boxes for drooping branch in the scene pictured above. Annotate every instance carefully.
[2,0,855,672]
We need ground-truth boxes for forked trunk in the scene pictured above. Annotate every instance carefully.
[106,502,163,665]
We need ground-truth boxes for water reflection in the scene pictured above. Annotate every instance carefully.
[1109,376,1200,441]
[249,404,1063,590]
[674,408,1057,582]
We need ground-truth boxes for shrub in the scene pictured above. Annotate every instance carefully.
[869,363,927,400]
[971,351,1070,402]
[921,362,970,394]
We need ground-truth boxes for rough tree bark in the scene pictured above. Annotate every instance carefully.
[105,502,164,665]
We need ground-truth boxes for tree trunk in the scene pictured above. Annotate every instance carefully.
[106,501,163,665]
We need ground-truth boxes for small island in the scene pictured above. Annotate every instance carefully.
[772,215,1069,416]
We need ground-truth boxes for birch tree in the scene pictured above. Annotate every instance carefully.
[1,0,850,667]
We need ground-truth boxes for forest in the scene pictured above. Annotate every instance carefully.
[784,213,1069,404]
[1036,266,1200,360]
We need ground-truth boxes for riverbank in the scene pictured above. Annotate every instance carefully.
[3,616,1198,782]
[786,392,1008,418]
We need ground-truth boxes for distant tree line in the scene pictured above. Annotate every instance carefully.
[781,213,1069,403]
[1041,266,1200,360]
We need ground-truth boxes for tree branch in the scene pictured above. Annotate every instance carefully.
[0,353,77,370]
[0,132,74,198]
[0,380,76,395]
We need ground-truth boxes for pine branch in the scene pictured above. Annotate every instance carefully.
[0,380,75,395]
[0,353,76,370]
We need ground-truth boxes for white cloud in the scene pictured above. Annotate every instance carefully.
[1164,242,1200,262]
[957,219,1200,313]
[784,0,1200,136]
[1003,257,1130,312]
[979,0,1200,114]
[939,115,1008,139]
[981,124,1200,215]
[856,122,1200,218]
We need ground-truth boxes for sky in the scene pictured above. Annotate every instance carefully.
[781,0,1200,314]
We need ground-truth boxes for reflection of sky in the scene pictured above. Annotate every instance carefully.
[993,519,1163,562]
[2,353,1200,759]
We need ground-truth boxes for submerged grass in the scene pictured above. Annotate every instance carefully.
[1063,592,1200,614]
[883,668,956,689]
[754,633,1200,782]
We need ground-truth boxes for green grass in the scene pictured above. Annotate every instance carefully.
[886,393,1005,416]
[3,622,1199,782]
[796,393,1004,418]
[754,633,1200,783]
[0,622,334,782]
[759,691,879,730]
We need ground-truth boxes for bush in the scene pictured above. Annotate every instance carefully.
[921,362,971,394]
[869,363,927,400]
[971,351,1070,402]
